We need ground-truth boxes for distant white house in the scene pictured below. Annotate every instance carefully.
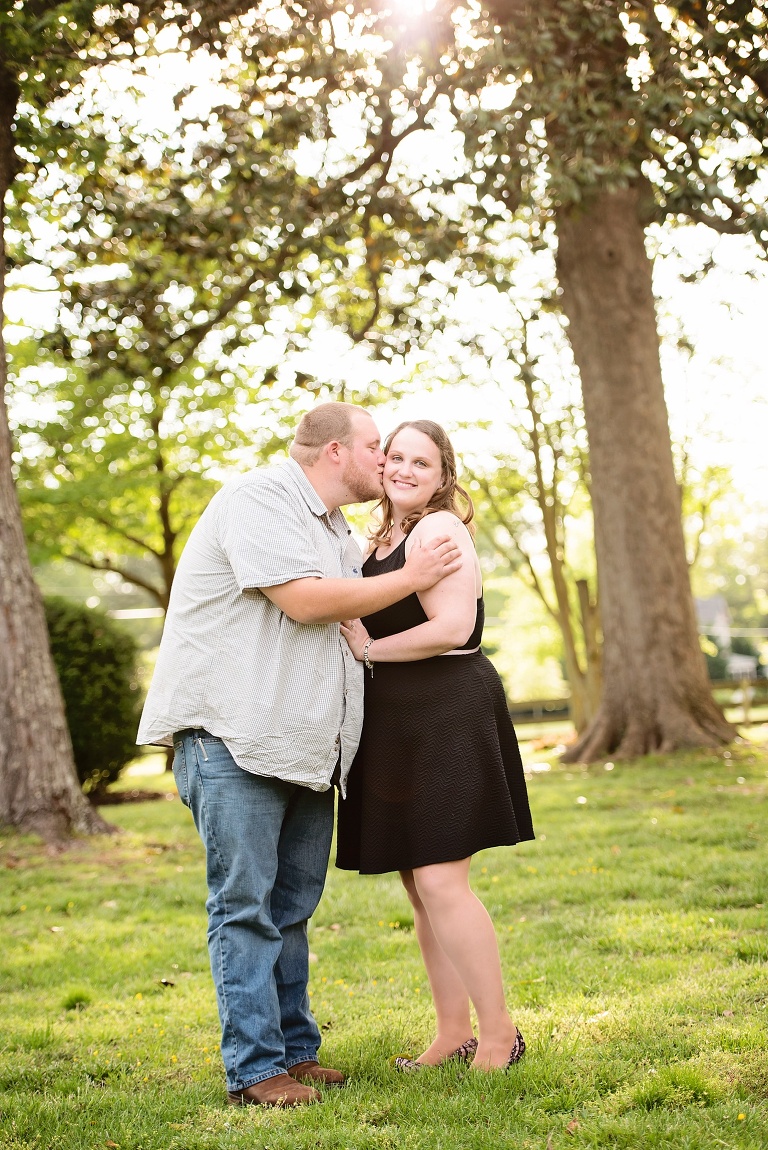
[726,652,759,680]
[695,594,731,649]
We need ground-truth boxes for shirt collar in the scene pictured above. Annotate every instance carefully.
[282,457,332,518]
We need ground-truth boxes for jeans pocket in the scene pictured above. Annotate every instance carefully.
[172,743,191,807]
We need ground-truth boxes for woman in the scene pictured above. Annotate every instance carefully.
[337,420,535,1072]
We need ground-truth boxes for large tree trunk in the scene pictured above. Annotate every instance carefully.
[0,74,113,841]
[555,184,733,760]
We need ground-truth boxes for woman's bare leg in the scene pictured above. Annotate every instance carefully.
[410,858,519,1069]
[400,869,474,1064]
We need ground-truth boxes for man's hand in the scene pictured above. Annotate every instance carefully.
[260,535,461,625]
[403,534,462,591]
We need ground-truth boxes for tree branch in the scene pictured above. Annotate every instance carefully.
[681,207,747,235]
[471,471,559,621]
[511,537,560,624]
[163,246,289,365]
[62,550,166,607]
[350,249,383,342]
[89,513,163,558]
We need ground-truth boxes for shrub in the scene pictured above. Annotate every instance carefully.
[44,596,142,796]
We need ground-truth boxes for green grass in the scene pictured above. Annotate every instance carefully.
[2,738,768,1149]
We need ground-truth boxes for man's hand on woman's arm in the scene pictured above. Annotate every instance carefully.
[260,535,461,624]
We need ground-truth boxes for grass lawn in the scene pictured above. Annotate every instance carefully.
[1,736,767,1149]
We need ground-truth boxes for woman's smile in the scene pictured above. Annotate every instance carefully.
[383,427,444,508]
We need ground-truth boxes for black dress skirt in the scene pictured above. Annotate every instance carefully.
[336,539,535,875]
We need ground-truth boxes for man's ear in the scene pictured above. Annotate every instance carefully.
[324,440,345,464]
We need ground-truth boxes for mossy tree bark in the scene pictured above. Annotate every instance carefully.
[555,184,733,760]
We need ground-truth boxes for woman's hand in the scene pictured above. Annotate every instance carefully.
[340,619,370,661]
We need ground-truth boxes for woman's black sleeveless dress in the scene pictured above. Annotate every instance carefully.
[336,539,535,875]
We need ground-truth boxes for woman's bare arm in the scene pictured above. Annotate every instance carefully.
[341,513,479,662]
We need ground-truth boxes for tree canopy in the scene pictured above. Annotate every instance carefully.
[3,0,766,840]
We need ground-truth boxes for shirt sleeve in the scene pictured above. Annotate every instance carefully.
[217,479,325,590]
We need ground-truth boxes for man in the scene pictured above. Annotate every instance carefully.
[137,402,460,1107]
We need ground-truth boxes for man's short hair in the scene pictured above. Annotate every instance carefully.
[290,402,365,465]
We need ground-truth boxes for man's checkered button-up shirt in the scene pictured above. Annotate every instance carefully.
[137,458,365,794]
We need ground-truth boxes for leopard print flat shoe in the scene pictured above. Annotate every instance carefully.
[393,1036,478,1072]
[505,1028,526,1068]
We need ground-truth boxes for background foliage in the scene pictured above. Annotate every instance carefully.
[44,596,141,795]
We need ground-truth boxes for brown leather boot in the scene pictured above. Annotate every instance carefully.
[226,1073,320,1107]
[288,1060,346,1086]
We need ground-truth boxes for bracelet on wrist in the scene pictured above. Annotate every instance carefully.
[362,637,375,677]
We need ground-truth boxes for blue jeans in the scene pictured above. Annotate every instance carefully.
[172,730,334,1090]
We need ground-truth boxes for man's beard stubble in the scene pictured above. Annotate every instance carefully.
[342,457,383,503]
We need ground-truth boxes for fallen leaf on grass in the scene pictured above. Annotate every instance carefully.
[567,1119,580,1135]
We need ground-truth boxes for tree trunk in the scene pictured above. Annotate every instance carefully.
[520,372,596,732]
[576,577,602,718]
[555,184,733,760]
[0,75,113,841]
[549,559,589,733]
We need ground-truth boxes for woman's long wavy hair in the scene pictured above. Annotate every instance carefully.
[369,420,475,548]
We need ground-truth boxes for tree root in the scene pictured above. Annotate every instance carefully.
[561,700,733,764]
[17,796,118,845]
